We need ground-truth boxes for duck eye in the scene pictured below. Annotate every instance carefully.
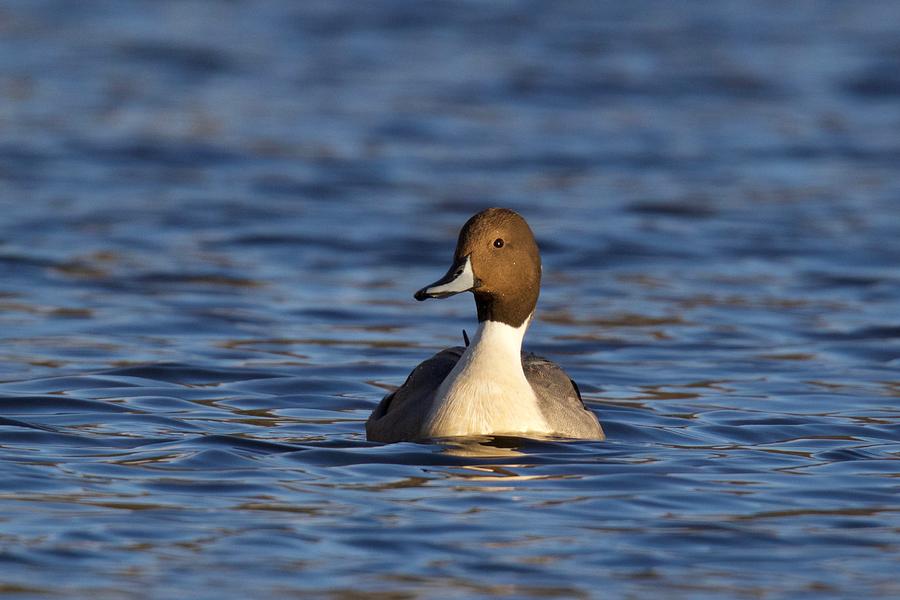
[493,238,504,248]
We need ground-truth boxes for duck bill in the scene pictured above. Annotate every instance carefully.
[414,255,478,300]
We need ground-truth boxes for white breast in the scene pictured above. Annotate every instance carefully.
[420,319,550,438]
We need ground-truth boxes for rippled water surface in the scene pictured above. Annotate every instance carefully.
[2,1,900,598]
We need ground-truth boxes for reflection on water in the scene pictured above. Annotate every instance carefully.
[1,0,900,598]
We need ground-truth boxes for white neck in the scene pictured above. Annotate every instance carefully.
[421,317,549,438]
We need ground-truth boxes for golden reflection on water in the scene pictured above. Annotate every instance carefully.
[437,437,525,459]
[446,465,560,488]
[433,438,580,489]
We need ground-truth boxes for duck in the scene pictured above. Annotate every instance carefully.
[366,208,604,443]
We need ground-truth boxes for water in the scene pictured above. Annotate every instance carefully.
[1,1,899,597]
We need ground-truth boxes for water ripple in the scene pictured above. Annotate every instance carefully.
[1,1,899,598]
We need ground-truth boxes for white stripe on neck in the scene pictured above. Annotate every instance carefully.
[421,317,549,438]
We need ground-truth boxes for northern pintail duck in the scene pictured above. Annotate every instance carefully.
[366,208,604,443]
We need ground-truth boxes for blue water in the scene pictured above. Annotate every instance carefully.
[1,1,899,597]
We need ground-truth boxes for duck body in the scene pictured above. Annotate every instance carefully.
[365,340,605,442]
[366,208,604,443]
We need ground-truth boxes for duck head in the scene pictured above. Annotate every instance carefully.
[414,208,541,328]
